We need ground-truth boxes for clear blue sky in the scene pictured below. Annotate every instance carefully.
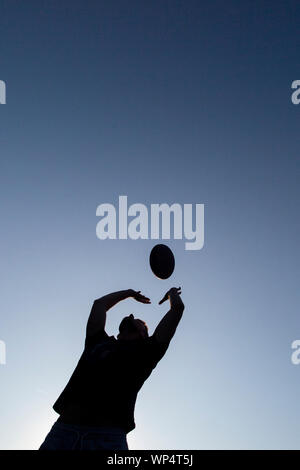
[0,0,299,449]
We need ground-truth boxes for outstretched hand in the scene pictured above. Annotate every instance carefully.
[159,287,182,305]
[129,290,151,304]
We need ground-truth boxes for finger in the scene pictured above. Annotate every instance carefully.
[138,292,148,297]
[136,293,148,299]
[138,297,151,303]
[158,294,168,305]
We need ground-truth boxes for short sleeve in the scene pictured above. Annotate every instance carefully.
[142,334,170,369]
[84,329,109,350]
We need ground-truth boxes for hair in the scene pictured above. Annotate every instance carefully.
[118,315,136,334]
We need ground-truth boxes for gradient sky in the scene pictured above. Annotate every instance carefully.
[0,0,300,449]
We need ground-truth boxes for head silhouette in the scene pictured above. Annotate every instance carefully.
[117,314,149,341]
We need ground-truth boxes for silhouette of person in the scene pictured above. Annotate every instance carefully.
[39,287,184,450]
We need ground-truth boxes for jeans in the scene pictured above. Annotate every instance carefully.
[39,419,128,450]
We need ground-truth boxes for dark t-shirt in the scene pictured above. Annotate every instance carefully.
[53,331,169,433]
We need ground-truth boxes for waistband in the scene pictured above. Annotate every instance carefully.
[55,418,126,434]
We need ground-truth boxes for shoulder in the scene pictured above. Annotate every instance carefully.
[148,332,170,347]
[84,329,113,350]
[143,333,170,362]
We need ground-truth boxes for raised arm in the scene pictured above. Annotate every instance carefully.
[154,287,185,344]
[86,289,151,338]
